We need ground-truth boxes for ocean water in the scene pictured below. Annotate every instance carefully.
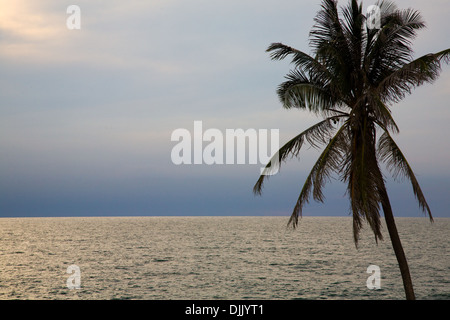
[0,216,448,300]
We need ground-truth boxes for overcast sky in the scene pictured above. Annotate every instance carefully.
[0,0,449,218]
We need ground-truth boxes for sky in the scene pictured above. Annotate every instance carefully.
[0,0,449,218]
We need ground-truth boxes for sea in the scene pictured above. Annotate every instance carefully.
[0,216,448,300]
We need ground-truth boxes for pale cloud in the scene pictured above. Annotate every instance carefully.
[0,1,174,66]
[0,0,61,39]
[0,0,67,61]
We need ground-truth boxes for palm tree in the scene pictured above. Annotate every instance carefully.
[254,0,449,300]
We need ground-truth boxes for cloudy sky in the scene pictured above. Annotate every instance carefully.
[0,0,449,218]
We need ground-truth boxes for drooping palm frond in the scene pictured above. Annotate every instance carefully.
[287,121,350,227]
[266,43,333,93]
[253,115,347,195]
[276,69,335,113]
[366,92,399,134]
[377,130,433,220]
[343,119,385,244]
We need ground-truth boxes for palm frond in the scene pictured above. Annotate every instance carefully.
[366,5,427,86]
[377,131,433,220]
[340,116,385,244]
[377,49,450,103]
[367,93,399,134]
[266,43,332,86]
[277,69,336,113]
[310,0,348,54]
[341,0,365,70]
[253,115,346,195]
[288,121,349,227]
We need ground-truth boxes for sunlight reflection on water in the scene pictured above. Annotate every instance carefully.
[0,216,448,300]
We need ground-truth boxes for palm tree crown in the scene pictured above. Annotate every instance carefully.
[255,0,449,243]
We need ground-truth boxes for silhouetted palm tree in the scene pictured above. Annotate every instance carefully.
[254,0,449,300]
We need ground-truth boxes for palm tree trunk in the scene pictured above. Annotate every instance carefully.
[379,185,416,300]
